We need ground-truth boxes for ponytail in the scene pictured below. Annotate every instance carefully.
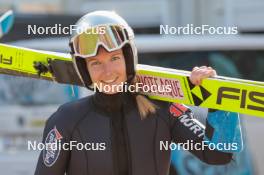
[131,76,158,120]
[135,94,158,120]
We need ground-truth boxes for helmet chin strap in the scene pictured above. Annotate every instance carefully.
[126,74,134,84]
[69,42,74,55]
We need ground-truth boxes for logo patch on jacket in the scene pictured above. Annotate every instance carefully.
[43,126,63,167]
[169,103,189,117]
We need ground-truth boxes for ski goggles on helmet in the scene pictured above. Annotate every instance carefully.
[70,25,129,58]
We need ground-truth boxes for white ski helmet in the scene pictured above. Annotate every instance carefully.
[69,11,138,89]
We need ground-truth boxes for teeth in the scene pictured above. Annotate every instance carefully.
[105,79,115,83]
[102,77,117,84]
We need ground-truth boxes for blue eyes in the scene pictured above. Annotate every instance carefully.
[90,56,120,67]
[90,61,101,66]
[111,56,120,61]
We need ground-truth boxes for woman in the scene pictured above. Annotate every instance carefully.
[35,11,242,175]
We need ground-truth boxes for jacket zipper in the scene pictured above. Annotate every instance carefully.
[110,117,119,175]
[123,108,133,175]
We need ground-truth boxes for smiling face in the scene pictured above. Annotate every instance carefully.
[85,46,127,94]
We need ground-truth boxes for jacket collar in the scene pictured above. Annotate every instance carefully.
[92,91,125,113]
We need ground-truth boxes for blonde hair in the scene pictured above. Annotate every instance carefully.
[131,76,158,120]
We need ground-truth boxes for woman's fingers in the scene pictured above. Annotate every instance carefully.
[190,66,217,85]
[192,66,199,71]
[212,69,217,76]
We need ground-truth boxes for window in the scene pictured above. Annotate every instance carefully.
[139,50,264,81]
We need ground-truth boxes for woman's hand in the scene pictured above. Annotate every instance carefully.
[190,66,217,86]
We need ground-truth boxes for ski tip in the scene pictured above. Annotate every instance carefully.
[0,10,14,36]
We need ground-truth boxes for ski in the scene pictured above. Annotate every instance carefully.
[0,10,14,39]
[0,43,263,118]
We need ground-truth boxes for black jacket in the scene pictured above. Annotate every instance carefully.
[34,92,232,175]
